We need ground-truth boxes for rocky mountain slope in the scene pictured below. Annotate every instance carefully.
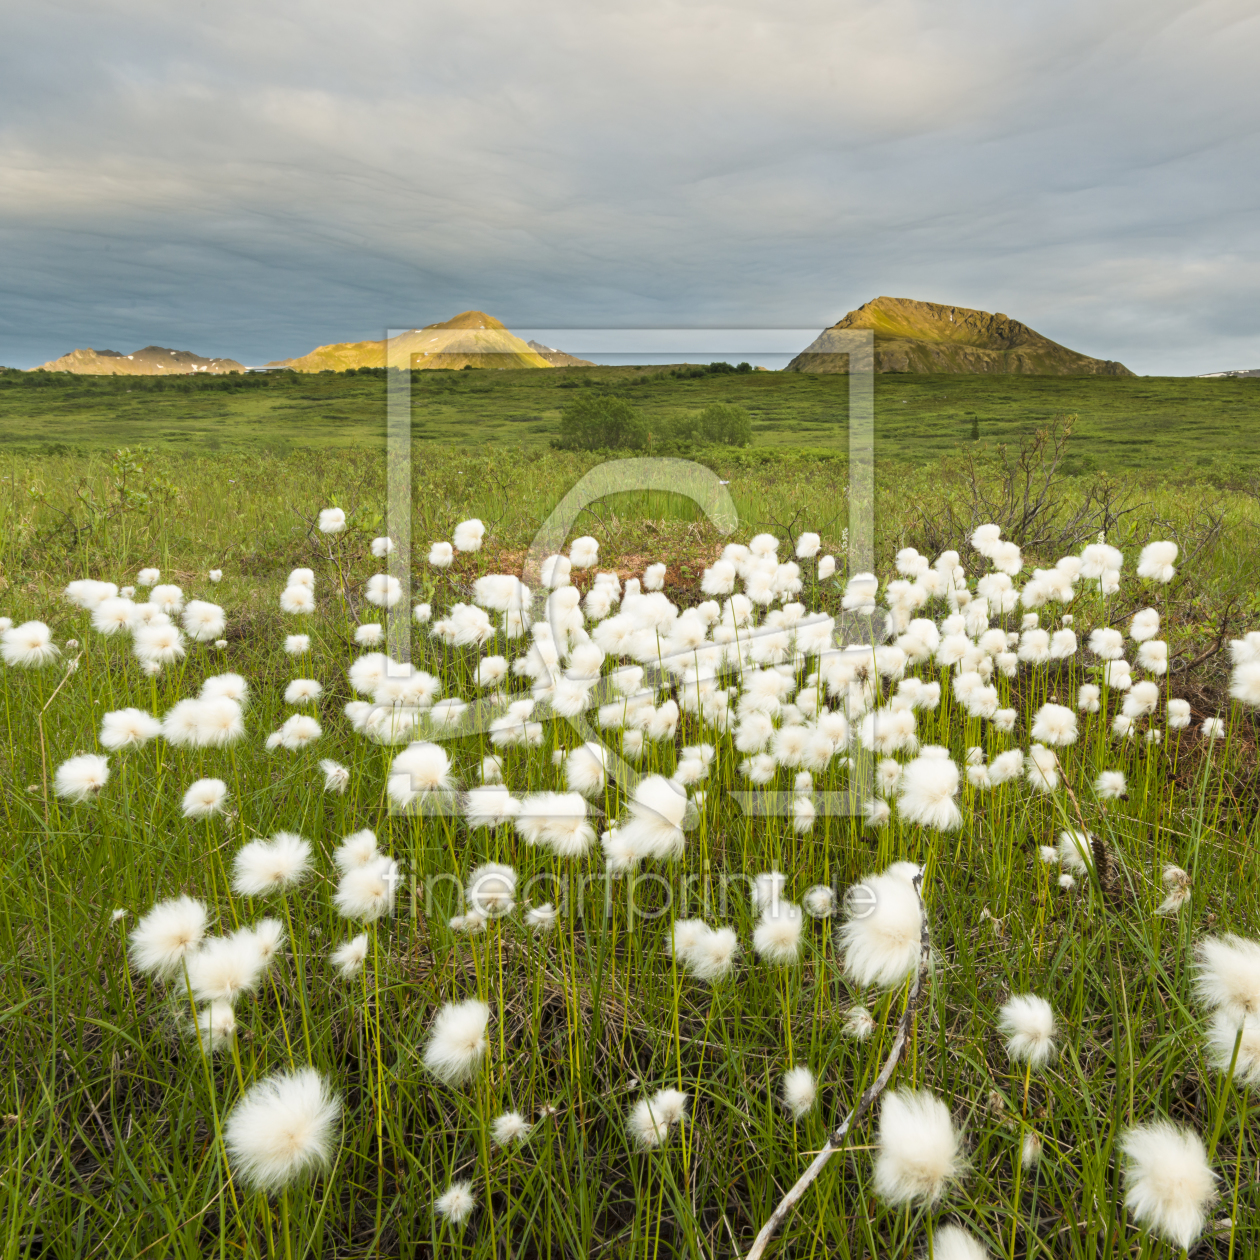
[786,297,1133,375]
[34,346,245,375]
[269,312,552,372]
[526,340,595,367]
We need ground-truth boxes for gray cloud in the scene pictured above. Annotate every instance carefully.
[1,0,1258,371]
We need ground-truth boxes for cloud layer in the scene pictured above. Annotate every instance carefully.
[2,0,1258,371]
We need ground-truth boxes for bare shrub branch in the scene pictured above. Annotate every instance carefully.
[746,875,934,1260]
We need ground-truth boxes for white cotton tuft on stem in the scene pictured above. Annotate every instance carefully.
[931,1225,989,1260]
[997,994,1058,1068]
[753,902,803,964]
[1025,744,1059,793]
[1120,1120,1215,1251]
[54,753,110,802]
[129,895,207,979]
[895,753,961,831]
[233,833,312,897]
[224,1068,341,1193]
[780,1066,817,1119]
[434,1180,477,1226]
[491,1111,532,1146]
[1194,934,1260,1023]
[333,854,399,922]
[627,1088,688,1148]
[422,999,490,1085]
[872,1088,966,1206]
[838,868,924,989]
[330,934,369,978]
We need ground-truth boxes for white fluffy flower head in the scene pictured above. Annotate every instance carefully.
[1120,1121,1215,1250]
[2,621,61,668]
[334,854,399,922]
[435,1181,477,1226]
[453,518,485,552]
[331,934,369,978]
[873,1088,966,1206]
[320,759,350,794]
[225,1068,341,1192]
[997,994,1058,1068]
[491,1111,532,1146]
[54,753,110,802]
[98,707,160,751]
[781,1066,817,1118]
[130,895,208,978]
[423,998,490,1085]
[182,777,229,818]
[839,868,923,990]
[628,1088,688,1148]
[1194,935,1260,1023]
[753,902,803,964]
[233,833,313,896]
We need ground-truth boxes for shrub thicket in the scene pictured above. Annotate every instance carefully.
[555,395,650,451]
[687,402,753,447]
[555,396,752,451]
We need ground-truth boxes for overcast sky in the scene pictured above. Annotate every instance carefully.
[2,0,1258,373]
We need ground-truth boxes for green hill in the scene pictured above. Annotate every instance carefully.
[786,296,1133,375]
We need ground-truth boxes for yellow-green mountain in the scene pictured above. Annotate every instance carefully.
[786,297,1133,375]
[268,311,552,372]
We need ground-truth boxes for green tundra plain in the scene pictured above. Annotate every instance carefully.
[2,366,1258,475]
[4,365,1260,1259]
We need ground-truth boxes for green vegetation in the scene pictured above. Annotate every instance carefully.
[678,402,753,448]
[555,394,752,452]
[3,464,1260,1256]
[2,366,1258,477]
[555,394,651,451]
[3,386,1260,1257]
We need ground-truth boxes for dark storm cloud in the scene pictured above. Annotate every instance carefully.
[1,0,1258,372]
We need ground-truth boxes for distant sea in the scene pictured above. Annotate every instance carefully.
[566,352,796,370]
[517,329,819,373]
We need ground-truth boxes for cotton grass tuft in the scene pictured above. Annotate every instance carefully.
[233,833,312,897]
[423,998,490,1085]
[838,869,923,989]
[873,1088,966,1206]
[224,1067,341,1193]
[780,1066,817,1118]
[130,896,208,979]
[54,753,110,802]
[1120,1120,1215,1250]
[182,778,229,818]
[997,994,1058,1067]
[628,1088,688,1148]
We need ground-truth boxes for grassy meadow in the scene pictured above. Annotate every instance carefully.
[2,375,1260,1258]
[2,365,1259,475]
